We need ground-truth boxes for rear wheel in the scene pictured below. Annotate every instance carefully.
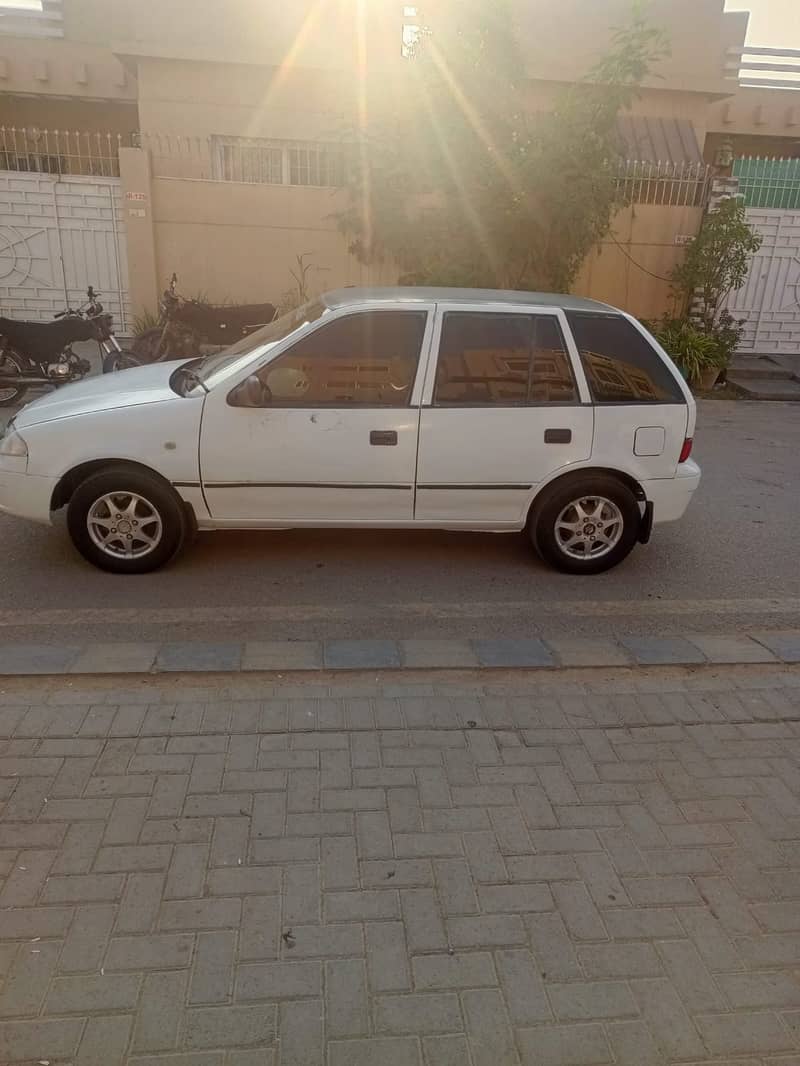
[531,475,641,575]
[103,349,141,373]
[67,466,188,574]
[0,351,27,406]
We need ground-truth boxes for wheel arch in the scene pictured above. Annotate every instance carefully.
[526,466,645,527]
[51,458,183,513]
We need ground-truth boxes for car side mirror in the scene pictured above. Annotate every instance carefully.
[228,375,271,408]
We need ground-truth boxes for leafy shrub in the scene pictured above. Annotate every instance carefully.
[708,309,745,367]
[671,198,761,332]
[648,317,724,385]
[132,308,160,337]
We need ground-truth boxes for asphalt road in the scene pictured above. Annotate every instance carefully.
[1,395,799,643]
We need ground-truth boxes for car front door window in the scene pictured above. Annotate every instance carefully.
[256,310,428,407]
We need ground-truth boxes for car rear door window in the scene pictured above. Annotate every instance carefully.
[433,312,578,406]
[260,310,427,407]
[566,312,684,404]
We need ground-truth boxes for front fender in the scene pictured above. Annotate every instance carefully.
[25,399,208,519]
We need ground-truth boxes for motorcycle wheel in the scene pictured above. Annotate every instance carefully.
[0,351,27,407]
[103,350,141,374]
[131,327,167,364]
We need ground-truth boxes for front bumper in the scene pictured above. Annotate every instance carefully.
[0,464,57,525]
[644,460,701,525]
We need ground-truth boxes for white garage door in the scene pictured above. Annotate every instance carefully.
[0,170,130,331]
[725,208,800,353]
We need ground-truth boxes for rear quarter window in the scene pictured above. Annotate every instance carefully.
[566,312,685,404]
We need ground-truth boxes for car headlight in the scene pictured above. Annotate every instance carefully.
[0,425,28,458]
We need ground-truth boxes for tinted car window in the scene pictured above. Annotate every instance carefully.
[566,312,684,404]
[259,310,427,407]
[434,312,577,406]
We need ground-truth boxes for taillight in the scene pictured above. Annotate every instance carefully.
[679,438,693,463]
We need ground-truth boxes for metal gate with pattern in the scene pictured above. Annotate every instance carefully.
[0,170,130,331]
[725,208,800,353]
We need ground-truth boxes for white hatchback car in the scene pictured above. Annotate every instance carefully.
[0,287,700,575]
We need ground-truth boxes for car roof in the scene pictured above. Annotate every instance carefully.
[322,287,619,314]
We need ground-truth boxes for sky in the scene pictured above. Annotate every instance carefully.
[724,0,800,47]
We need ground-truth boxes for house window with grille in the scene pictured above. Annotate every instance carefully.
[216,141,283,184]
[288,144,342,187]
[213,137,343,187]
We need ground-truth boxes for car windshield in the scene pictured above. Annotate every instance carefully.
[195,298,329,387]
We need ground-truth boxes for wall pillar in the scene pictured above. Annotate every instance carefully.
[118,146,159,323]
[707,174,741,212]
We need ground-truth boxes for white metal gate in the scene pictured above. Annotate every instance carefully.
[725,208,800,353]
[0,171,130,331]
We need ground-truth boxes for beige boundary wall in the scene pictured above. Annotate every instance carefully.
[119,148,392,318]
[574,203,704,321]
[150,177,394,304]
[120,147,701,322]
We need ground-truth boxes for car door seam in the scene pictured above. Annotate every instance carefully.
[196,393,213,519]
[411,305,436,518]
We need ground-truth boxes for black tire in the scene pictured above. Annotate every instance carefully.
[103,349,141,374]
[131,327,167,364]
[0,351,27,407]
[67,465,188,574]
[531,474,641,575]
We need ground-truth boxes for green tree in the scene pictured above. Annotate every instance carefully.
[336,2,667,292]
[670,196,762,332]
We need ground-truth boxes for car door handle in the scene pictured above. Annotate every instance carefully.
[544,429,572,444]
[370,430,398,446]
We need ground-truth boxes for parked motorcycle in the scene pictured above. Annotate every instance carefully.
[131,273,276,364]
[0,288,135,406]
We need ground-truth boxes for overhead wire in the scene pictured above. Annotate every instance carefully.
[606,233,674,283]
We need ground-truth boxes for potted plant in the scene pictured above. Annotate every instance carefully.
[649,317,725,390]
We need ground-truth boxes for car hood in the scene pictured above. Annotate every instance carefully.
[14,360,190,429]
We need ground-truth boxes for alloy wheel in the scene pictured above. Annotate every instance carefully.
[86,491,164,560]
[554,495,624,560]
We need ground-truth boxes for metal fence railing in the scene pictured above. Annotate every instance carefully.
[139,132,347,188]
[732,156,800,210]
[0,126,123,178]
[616,160,713,208]
[137,132,214,180]
[141,139,714,204]
[0,126,720,209]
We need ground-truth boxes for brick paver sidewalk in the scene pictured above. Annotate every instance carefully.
[1,667,800,1064]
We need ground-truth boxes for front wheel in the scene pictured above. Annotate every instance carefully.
[531,475,641,575]
[67,466,188,574]
[0,351,27,407]
[103,350,141,373]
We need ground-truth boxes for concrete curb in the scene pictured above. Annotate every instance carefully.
[0,631,797,676]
